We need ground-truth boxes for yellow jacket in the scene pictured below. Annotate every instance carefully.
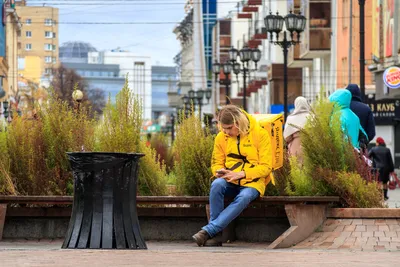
[211,111,273,195]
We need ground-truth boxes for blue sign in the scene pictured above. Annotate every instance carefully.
[270,104,295,114]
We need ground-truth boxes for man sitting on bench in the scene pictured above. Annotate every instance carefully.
[192,105,273,247]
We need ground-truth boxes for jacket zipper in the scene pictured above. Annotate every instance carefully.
[237,135,245,186]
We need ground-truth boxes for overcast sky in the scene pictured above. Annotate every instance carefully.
[35,1,237,66]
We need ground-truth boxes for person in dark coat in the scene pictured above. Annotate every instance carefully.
[369,137,394,200]
[346,84,376,146]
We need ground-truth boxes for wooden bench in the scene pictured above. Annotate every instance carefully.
[0,195,340,248]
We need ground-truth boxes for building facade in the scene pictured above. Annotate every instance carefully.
[62,62,125,104]
[88,51,152,119]
[169,0,216,117]
[151,66,178,120]
[365,0,400,167]
[5,4,22,100]
[15,1,59,85]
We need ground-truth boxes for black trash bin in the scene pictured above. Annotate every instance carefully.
[62,152,146,249]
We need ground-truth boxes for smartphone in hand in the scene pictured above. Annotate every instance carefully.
[216,169,227,175]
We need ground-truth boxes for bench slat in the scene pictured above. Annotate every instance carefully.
[0,195,340,205]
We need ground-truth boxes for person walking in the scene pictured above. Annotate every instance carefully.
[369,137,394,200]
[283,96,312,163]
[192,105,273,247]
[329,89,367,149]
[346,84,376,146]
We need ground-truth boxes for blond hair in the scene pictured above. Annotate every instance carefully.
[218,105,249,135]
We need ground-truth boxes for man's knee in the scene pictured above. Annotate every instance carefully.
[210,178,227,192]
[238,188,259,204]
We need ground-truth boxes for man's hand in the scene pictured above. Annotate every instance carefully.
[221,170,245,183]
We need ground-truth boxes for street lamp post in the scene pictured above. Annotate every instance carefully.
[72,89,84,114]
[181,88,211,121]
[212,61,233,105]
[228,46,261,111]
[359,0,366,101]
[2,100,10,123]
[264,11,306,120]
[170,113,175,142]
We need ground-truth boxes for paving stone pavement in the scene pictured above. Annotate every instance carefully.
[0,240,399,267]
[292,188,400,251]
[386,187,400,208]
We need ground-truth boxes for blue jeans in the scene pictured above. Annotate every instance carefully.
[202,178,260,237]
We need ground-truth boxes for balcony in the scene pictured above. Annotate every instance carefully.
[238,13,252,19]
[167,91,182,108]
[238,79,267,97]
[247,0,262,5]
[287,0,313,67]
[243,6,258,12]
[299,0,331,59]
[288,44,313,68]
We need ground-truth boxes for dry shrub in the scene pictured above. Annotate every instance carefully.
[173,109,214,196]
[150,133,174,173]
[5,90,95,195]
[95,78,167,195]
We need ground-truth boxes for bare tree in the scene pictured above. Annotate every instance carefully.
[51,65,106,116]
[87,88,106,116]
[51,65,88,108]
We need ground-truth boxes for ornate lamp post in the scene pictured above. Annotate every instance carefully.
[2,100,10,123]
[229,46,261,111]
[264,11,306,120]
[213,61,233,105]
[180,88,211,121]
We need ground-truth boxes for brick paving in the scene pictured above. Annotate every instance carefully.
[294,218,400,251]
[294,188,400,251]
[0,240,399,267]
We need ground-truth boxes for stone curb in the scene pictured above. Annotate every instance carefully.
[328,208,400,219]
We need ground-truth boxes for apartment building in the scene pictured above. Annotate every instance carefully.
[15,1,59,85]
[6,4,22,99]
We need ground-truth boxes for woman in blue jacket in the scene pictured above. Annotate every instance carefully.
[328,89,367,148]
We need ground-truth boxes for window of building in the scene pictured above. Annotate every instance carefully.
[44,19,53,26]
[26,31,31,37]
[44,44,56,51]
[45,56,52,63]
[26,19,31,25]
[25,44,32,50]
[45,68,52,75]
[45,31,52,38]
[52,57,57,64]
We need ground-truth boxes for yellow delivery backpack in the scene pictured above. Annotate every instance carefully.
[251,114,284,185]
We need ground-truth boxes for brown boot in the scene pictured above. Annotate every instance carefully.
[192,230,209,247]
[204,233,222,247]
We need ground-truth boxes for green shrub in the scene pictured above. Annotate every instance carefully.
[285,96,383,207]
[95,79,167,195]
[173,109,214,195]
[314,168,383,208]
